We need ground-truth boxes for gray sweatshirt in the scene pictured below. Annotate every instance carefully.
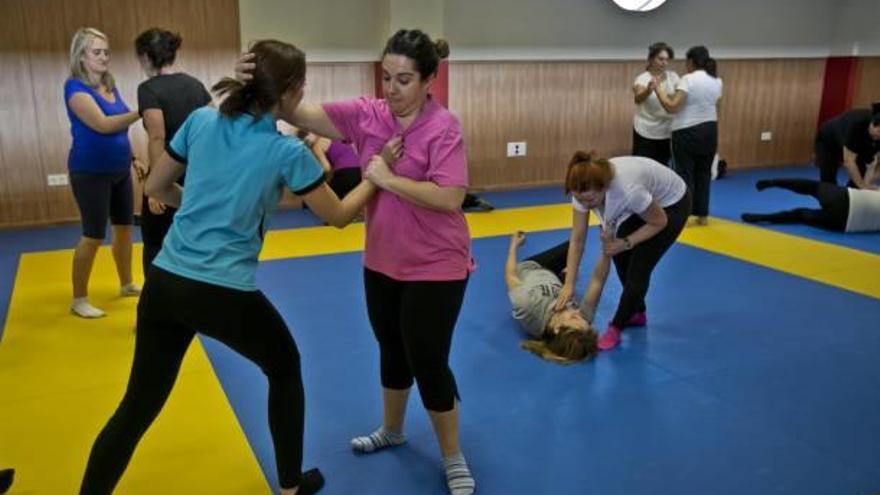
[508,261,594,338]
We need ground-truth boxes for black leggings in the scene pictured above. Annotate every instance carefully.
[363,268,467,412]
[632,129,672,166]
[672,121,717,217]
[746,179,848,231]
[611,190,691,327]
[525,241,569,280]
[80,267,307,493]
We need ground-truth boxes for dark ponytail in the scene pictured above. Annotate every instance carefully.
[212,39,305,120]
[135,28,183,69]
[383,29,450,79]
[686,45,717,78]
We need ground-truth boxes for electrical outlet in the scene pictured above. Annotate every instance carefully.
[506,141,527,157]
[47,174,69,186]
[760,131,772,141]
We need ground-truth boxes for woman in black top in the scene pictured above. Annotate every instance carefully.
[814,103,880,189]
[135,28,212,273]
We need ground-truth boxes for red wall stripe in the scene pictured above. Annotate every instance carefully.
[817,57,859,128]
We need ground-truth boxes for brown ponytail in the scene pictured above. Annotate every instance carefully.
[212,39,305,120]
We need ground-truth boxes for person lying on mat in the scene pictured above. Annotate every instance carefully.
[742,177,880,233]
[505,231,598,364]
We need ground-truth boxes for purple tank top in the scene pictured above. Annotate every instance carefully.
[326,140,359,170]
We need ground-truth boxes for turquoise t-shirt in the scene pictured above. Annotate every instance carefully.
[153,107,324,291]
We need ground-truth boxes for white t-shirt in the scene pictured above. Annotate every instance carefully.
[671,70,723,132]
[845,188,880,232]
[572,156,687,235]
[633,70,680,140]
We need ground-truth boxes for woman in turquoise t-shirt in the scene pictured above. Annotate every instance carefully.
[80,40,374,495]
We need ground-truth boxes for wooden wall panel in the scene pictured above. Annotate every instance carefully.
[0,0,240,228]
[716,59,825,171]
[450,59,826,190]
[852,57,880,109]
[277,62,375,207]
[302,63,375,105]
[0,0,48,226]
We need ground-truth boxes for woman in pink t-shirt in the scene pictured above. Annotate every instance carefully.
[239,29,475,495]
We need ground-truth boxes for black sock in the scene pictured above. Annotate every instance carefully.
[755,179,773,191]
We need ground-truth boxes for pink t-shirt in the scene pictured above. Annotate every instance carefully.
[323,96,473,281]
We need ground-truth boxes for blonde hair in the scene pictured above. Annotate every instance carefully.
[70,27,115,90]
[520,327,599,365]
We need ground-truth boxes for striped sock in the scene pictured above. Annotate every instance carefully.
[443,452,475,495]
[350,426,405,453]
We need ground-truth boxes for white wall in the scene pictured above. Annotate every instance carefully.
[389,0,445,39]
[239,0,868,62]
[443,0,837,60]
[830,0,880,56]
[238,0,389,61]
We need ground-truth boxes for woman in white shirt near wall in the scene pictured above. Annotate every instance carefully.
[655,45,722,226]
[632,42,679,166]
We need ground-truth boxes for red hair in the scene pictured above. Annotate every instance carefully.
[564,150,614,194]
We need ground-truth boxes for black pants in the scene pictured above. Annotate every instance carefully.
[610,190,691,327]
[363,268,467,412]
[525,241,569,280]
[632,129,672,166]
[814,131,866,186]
[80,267,307,493]
[140,196,177,274]
[746,179,848,232]
[329,167,362,199]
[672,122,717,217]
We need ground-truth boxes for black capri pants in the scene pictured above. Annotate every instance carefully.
[70,170,134,239]
[363,268,468,412]
[610,189,692,327]
[80,266,308,493]
[632,129,672,166]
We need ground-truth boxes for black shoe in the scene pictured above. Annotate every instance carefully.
[755,180,771,191]
[0,469,14,494]
[741,213,762,223]
[463,197,495,212]
[296,468,325,495]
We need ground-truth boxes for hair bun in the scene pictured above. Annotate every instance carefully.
[170,32,182,51]
[434,39,450,59]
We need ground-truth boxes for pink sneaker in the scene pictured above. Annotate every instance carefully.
[598,325,622,351]
[625,312,647,328]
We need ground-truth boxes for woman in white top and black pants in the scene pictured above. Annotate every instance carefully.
[632,42,679,165]
[655,46,722,225]
[556,152,691,351]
